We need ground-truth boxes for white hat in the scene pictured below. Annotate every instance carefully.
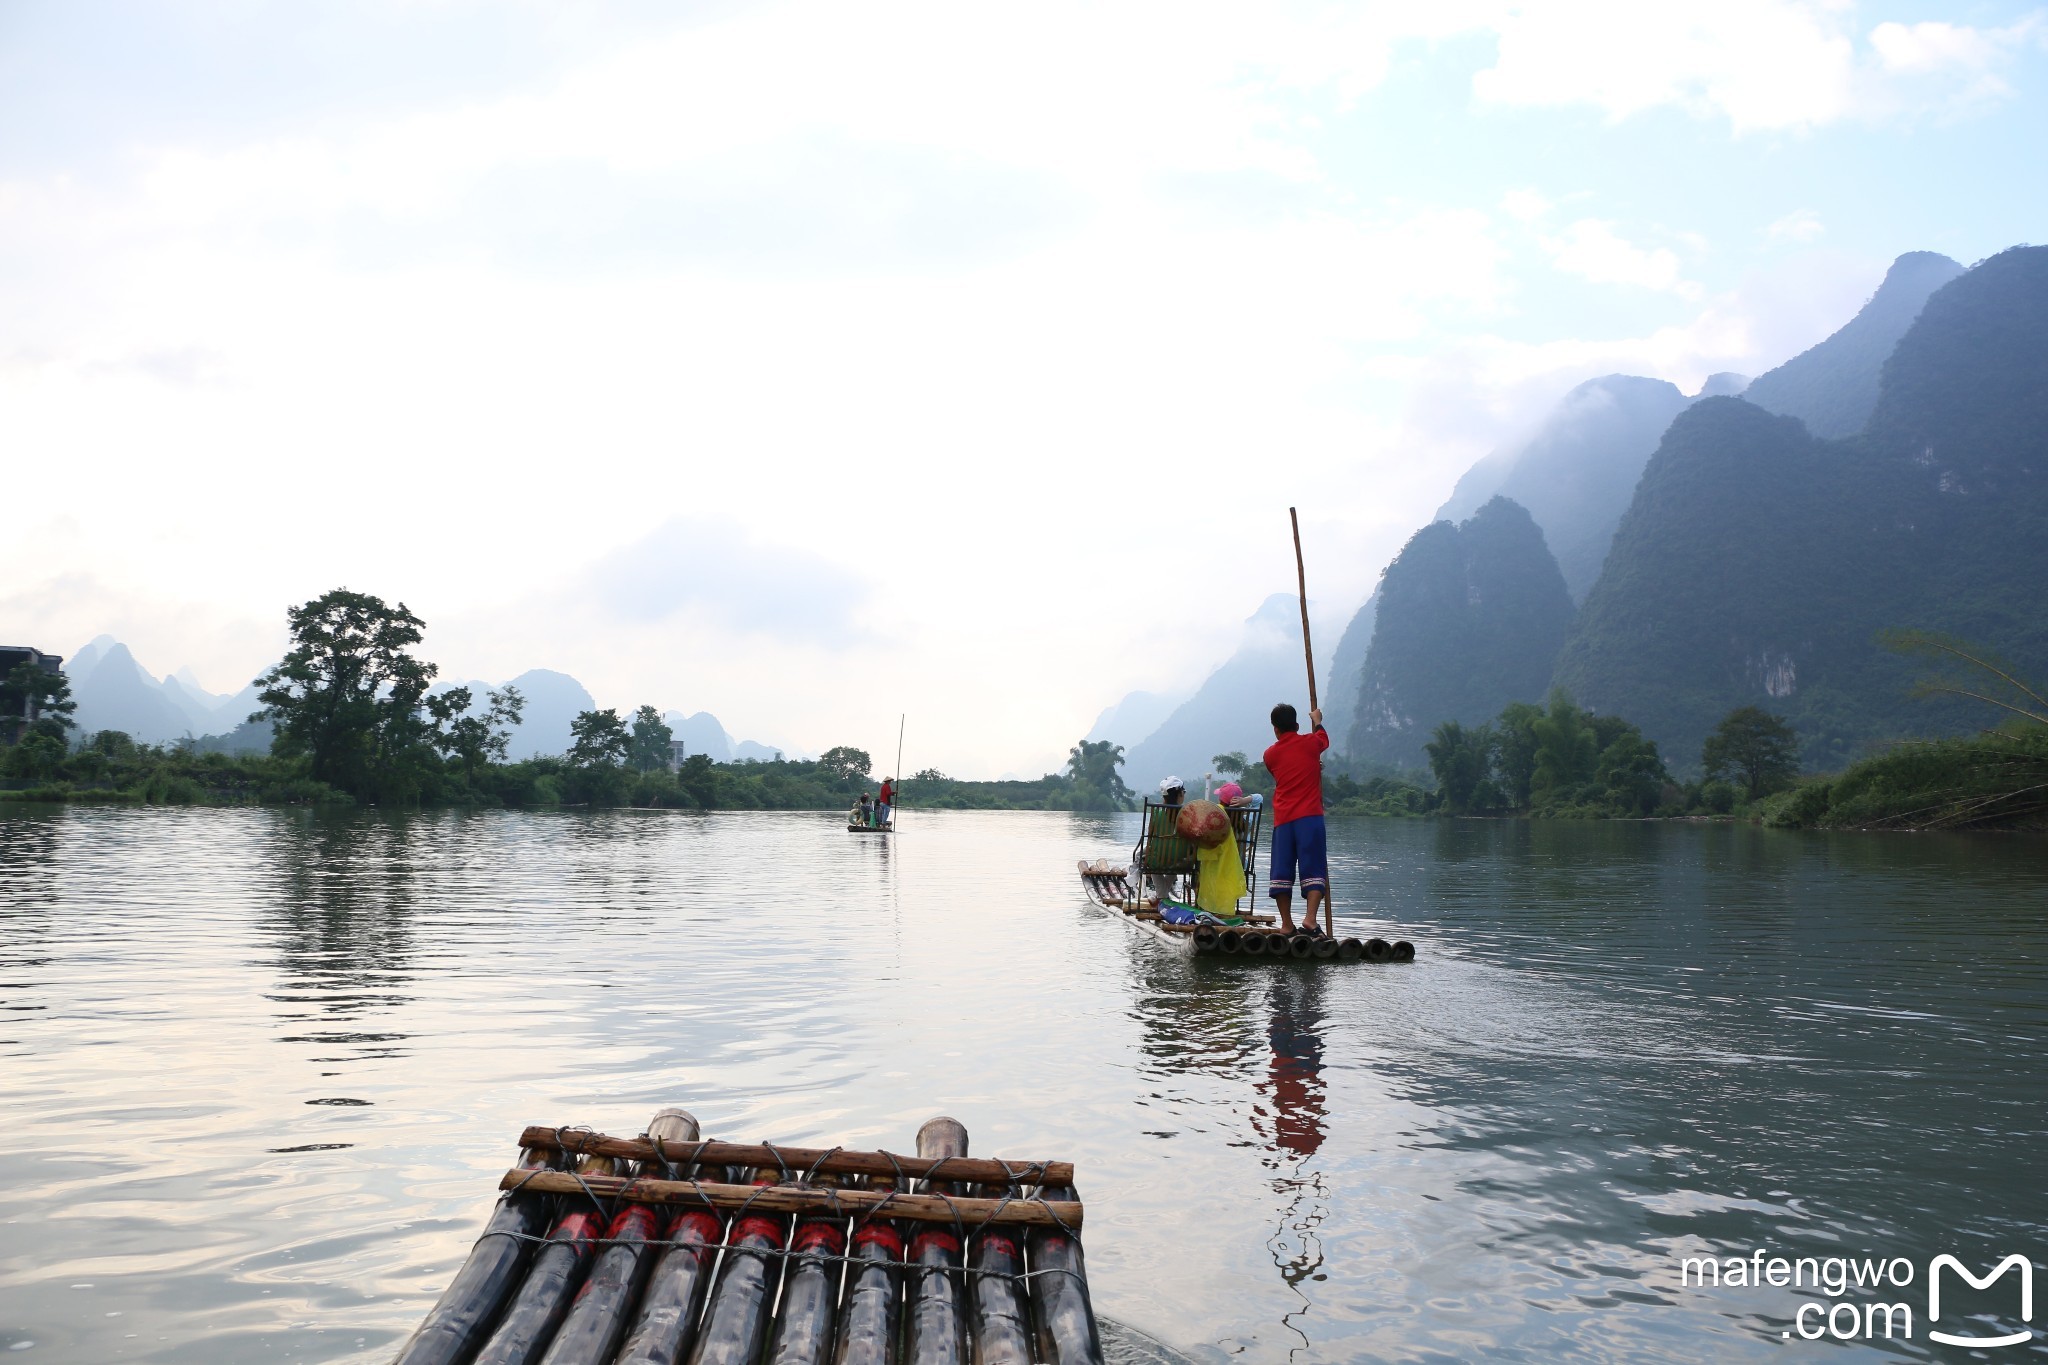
[1159,776,1183,793]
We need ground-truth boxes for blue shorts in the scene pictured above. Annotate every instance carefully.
[1269,815,1328,898]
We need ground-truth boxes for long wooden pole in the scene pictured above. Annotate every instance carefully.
[1289,507,1318,713]
[514,1127,1074,1187]
[894,713,905,825]
[496,1170,1085,1230]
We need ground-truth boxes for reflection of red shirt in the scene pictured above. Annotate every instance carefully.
[1263,728,1329,825]
[879,781,895,805]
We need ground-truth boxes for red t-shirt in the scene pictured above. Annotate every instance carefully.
[879,781,895,805]
[1263,728,1329,825]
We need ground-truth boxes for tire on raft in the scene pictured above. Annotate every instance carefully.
[1217,929,1243,954]
[1310,936,1338,960]
[1192,927,1219,952]
[1335,938,1364,961]
[1239,932,1269,956]
[1286,935,1315,959]
[1391,939,1416,963]
[1364,937,1392,963]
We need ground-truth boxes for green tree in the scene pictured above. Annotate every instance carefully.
[1424,720,1493,814]
[2,662,76,744]
[819,746,873,782]
[1530,691,1599,804]
[1212,751,1248,777]
[1702,706,1800,800]
[1064,739,1132,806]
[569,708,631,768]
[439,685,525,785]
[1490,700,1542,807]
[255,589,439,798]
[628,705,674,772]
[1596,729,1669,814]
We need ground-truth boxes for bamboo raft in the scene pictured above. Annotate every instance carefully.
[392,1111,1101,1365]
[1079,860,1415,963]
[845,824,892,835]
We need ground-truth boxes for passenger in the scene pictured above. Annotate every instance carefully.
[1264,703,1331,936]
[855,793,874,828]
[876,775,896,829]
[1138,777,1186,905]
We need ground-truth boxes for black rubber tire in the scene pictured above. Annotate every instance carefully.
[1391,939,1415,963]
[1240,932,1269,956]
[1335,938,1363,961]
[1364,937,1392,963]
[1310,936,1338,960]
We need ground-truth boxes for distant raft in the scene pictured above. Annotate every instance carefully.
[1078,859,1416,964]
[391,1110,1102,1365]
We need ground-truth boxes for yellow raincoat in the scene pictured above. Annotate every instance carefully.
[1193,836,1248,916]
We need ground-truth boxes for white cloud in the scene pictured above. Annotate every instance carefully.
[1542,219,1702,298]
[1471,2,2038,132]
[1767,209,1827,243]
[1499,188,1553,223]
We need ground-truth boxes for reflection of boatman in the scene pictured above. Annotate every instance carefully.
[1261,977,1327,1159]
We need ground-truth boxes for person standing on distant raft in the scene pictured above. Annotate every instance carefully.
[876,775,896,828]
[1263,702,1331,936]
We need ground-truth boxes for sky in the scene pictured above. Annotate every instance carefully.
[2,0,2044,776]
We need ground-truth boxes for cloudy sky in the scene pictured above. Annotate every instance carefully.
[3,1,2044,776]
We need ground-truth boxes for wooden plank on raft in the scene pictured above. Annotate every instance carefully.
[516,1128,1076,1187]
[497,1170,1086,1230]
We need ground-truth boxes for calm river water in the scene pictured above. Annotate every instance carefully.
[2,807,2045,1362]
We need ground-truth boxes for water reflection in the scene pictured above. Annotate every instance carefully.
[1255,972,1329,1359]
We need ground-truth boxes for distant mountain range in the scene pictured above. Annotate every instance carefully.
[1089,245,2027,781]
[53,636,787,762]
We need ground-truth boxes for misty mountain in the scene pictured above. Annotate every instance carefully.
[1554,245,2048,770]
[1437,373,1721,603]
[1742,251,1963,439]
[1317,591,1377,755]
[69,642,208,744]
[664,711,733,764]
[498,668,597,759]
[1121,594,1316,791]
[1350,497,1575,768]
[1084,689,1188,754]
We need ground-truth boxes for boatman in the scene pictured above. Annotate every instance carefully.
[876,775,896,829]
[1263,703,1330,936]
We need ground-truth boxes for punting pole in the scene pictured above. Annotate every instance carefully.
[903,1117,970,1365]
[614,1128,726,1365]
[965,1174,1033,1365]
[538,1109,699,1365]
[390,1134,562,1365]
[470,1147,625,1365]
[1025,1185,1103,1365]
[895,714,905,825]
[830,1172,906,1365]
[1288,508,1318,714]
[763,1171,846,1365]
[684,1166,789,1365]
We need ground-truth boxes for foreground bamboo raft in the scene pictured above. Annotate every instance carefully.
[393,1110,1102,1365]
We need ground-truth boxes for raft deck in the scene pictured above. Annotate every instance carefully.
[392,1111,1101,1365]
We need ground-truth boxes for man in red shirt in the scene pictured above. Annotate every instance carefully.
[876,776,896,828]
[1262,702,1331,936]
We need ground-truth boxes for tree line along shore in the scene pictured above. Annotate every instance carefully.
[4,591,2043,833]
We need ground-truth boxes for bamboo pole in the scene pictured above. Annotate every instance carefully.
[904,1118,970,1365]
[540,1109,699,1365]
[686,1168,789,1365]
[1026,1184,1102,1365]
[496,1170,1084,1231]
[472,1149,624,1365]
[965,1169,1034,1364]
[763,1171,845,1365]
[614,1127,726,1365]
[391,1136,562,1365]
[1289,507,1318,714]
[515,1128,1074,1188]
[893,714,905,828]
[831,1170,906,1365]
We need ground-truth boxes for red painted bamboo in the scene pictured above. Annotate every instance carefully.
[469,1150,623,1365]
[965,1181,1033,1365]
[1026,1186,1102,1365]
[903,1118,970,1365]
[764,1171,846,1365]
[831,1171,906,1365]
[684,1167,789,1365]
[538,1109,699,1365]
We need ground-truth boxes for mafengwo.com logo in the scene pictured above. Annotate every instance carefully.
[1678,1250,2033,1345]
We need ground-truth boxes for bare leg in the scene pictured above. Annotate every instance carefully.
[1273,891,1296,933]
[1304,888,1328,935]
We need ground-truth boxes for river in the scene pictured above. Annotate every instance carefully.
[1,806,2043,1362]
